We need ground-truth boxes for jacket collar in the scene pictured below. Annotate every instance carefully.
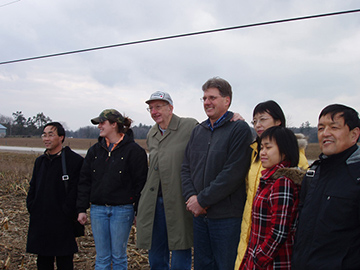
[320,144,358,165]
[261,161,290,179]
[271,167,306,185]
[98,129,134,150]
[200,111,234,130]
[43,146,69,160]
[346,145,360,165]
[261,161,305,186]
[149,114,181,139]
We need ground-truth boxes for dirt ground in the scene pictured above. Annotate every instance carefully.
[0,192,150,270]
[0,151,150,270]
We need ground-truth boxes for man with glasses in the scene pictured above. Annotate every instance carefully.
[181,77,252,269]
[136,91,198,269]
[26,122,84,269]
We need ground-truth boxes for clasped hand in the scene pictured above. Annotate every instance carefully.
[186,195,207,217]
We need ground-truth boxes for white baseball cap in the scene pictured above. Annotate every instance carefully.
[145,91,173,106]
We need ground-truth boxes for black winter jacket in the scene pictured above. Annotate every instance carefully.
[292,145,360,270]
[77,129,148,214]
[26,147,84,256]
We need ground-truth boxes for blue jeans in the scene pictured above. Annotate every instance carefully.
[149,197,192,270]
[90,204,134,270]
[193,216,241,270]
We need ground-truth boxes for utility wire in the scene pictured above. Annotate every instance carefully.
[1,8,360,66]
[0,0,20,8]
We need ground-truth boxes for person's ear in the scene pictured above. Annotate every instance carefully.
[350,127,360,144]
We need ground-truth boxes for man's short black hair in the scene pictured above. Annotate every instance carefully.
[319,104,360,131]
[260,126,299,167]
[44,122,65,143]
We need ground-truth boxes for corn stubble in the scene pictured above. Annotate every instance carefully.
[0,152,150,269]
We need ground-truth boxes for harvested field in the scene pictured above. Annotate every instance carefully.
[0,151,150,269]
[304,143,321,161]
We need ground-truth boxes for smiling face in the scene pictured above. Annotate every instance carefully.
[260,137,285,168]
[318,113,360,156]
[98,120,117,138]
[148,100,173,129]
[42,125,64,155]
[252,112,281,137]
[203,87,230,125]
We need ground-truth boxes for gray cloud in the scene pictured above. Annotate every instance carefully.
[1,0,359,130]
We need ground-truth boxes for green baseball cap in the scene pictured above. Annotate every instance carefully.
[91,109,124,125]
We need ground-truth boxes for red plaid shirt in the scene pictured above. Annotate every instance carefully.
[240,162,300,270]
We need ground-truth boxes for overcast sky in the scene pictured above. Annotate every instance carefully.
[1,0,359,131]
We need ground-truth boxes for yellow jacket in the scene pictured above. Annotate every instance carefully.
[234,140,308,269]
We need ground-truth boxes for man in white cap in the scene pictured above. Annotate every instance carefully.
[136,91,197,269]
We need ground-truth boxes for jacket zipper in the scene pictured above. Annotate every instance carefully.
[202,128,213,189]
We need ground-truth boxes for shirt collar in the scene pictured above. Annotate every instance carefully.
[206,111,229,131]
[105,134,124,152]
[158,125,166,135]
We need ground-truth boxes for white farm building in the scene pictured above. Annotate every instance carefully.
[0,124,7,137]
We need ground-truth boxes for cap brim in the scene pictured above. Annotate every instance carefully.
[145,98,169,104]
[91,117,101,124]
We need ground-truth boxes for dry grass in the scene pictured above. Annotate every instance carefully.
[0,152,150,269]
[304,143,321,161]
[0,152,37,195]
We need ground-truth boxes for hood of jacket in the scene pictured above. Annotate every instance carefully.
[346,145,360,165]
[271,167,306,185]
[295,133,308,149]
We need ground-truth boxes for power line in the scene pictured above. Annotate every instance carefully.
[1,8,360,66]
[0,0,20,8]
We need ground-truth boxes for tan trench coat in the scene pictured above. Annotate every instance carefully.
[136,114,198,250]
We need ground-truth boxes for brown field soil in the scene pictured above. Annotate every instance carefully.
[0,152,150,269]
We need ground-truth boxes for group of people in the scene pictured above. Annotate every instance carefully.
[25,76,360,270]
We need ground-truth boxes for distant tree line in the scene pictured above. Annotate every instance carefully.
[66,123,152,139]
[0,111,152,139]
[0,111,52,137]
[290,121,318,143]
[1,111,317,142]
